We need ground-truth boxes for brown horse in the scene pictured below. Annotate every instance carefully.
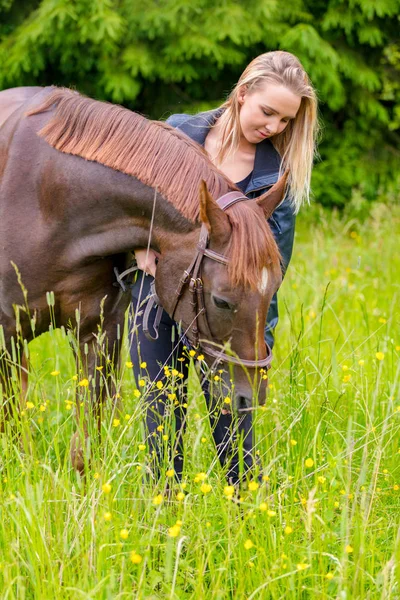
[0,86,286,470]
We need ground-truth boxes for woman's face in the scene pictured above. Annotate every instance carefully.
[238,82,301,145]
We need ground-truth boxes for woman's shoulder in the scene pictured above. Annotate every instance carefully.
[165,113,192,128]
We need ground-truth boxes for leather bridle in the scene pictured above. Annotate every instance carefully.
[143,191,273,370]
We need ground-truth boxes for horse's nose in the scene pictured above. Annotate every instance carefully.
[236,395,252,413]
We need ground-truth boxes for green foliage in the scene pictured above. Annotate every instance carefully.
[0,0,399,207]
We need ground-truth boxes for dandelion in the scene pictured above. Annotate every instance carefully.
[113,419,120,427]
[168,524,181,538]
[130,551,142,564]
[244,539,254,550]
[200,483,212,494]
[345,545,353,554]
[140,361,147,368]
[376,352,384,361]
[224,485,235,498]
[166,469,175,477]
[50,370,60,376]
[305,458,314,468]
[284,525,293,535]
[120,529,129,540]
[248,481,259,491]
[103,512,112,522]
[125,361,133,368]
[102,483,112,494]
[153,494,163,506]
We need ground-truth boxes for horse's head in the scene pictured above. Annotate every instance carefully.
[155,173,288,412]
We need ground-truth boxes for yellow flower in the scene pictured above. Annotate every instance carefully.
[189,350,196,357]
[94,472,100,480]
[290,439,297,446]
[318,476,326,484]
[171,369,179,377]
[168,524,181,538]
[72,375,78,381]
[267,510,276,517]
[396,345,400,351]
[305,458,314,468]
[78,378,89,387]
[153,494,163,506]
[296,563,310,571]
[376,352,384,361]
[162,434,168,441]
[343,374,351,382]
[138,444,146,451]
[166,469,175,477]
[156,381,163,390]
[325,572,334,580]
[213,375,220,382]
[244,539,254,550]
[156,425,163,432]
[259,502,268,511]
[224,397,231,405]
[120,529,129,540]
[50,370,60,376]
[342,365,349,371]
[125,361,133,368]
[113,419,120,427]
[200,483,212,494]
[103,512,112,521]
[176,492,185,501]
[138,379,145,387]
[26,402,35,409]
[345,545,353,554]
[284,525,293,535]
[224,485,235,497]
[140,361,147,368]
[248,481,259,491]
[194,472,207,482]
[262,475,270,481]
[197,354,205,361]
[96,365,104,371]
[358,359,365,366]
[39,405,46,412]
[125,414,131,421]
[130,551,142,564]
[102,483,112,494]
[133,389,141,398]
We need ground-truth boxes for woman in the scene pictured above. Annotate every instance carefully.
[130,51,318,484]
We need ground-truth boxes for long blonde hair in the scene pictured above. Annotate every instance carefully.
[215,51,319,212]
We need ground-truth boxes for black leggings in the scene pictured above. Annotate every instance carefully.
[129,273,257,484]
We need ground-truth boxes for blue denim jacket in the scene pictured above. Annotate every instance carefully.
[166,109,296,348]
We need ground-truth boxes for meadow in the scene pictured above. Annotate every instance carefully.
[0,202,399,599]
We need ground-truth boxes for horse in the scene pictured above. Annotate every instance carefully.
[0,86,286,472]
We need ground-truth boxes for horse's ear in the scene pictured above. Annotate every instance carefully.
[199,181,231,242]
[256,171,289,219]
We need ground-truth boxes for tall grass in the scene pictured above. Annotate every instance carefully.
[0,204,398,598]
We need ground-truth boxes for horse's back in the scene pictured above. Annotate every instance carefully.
[0,87,43,130]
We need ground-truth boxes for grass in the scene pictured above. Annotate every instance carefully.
[0,203,399,599]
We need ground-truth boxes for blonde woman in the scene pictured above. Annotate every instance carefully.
[131,51,319,483]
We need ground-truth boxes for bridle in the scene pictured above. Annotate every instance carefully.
[142,190,273,371]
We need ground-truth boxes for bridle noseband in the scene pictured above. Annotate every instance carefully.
[143,191,273,371]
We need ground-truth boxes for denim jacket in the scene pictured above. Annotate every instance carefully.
[166,109,296,348]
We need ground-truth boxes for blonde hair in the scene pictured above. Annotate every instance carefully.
[215,51,319,212]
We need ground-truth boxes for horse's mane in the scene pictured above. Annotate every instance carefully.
[27,88,281,288]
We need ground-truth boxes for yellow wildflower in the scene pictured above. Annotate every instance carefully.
[26,402,35,409]
[153,494,163,506]
[194,472,207,482]
[224,485,235,497]
[50,370,60,376]
[296,563,310,571]
[78,378,89,387]
[267,510,276,517]
[102,483,112,494]
[259,502,268,511]
[284,525,293,535]
[125,361,133,368]
[166,469,175,477]
[140,361,147,368]
[113,419,120,427]
[224,397,231,405]
[325,572,334,580]
[262,475,270,481]
[156,381,163,390]
[248,481,259,491]
[376,352,384,361]
[103,512,112,521]
[138,379,145,387]
[305,458,314,468]
[120,529,129,540]
[176,492,185,501]
[130,551,142,564]
[244,539,254,550]
[345,545,353,554]
[168,524,181,538]
[290,439,297,446]
[200,483,212,494]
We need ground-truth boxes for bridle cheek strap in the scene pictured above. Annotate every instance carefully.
[147,190,273,370]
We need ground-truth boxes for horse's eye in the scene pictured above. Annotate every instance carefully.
[213,296,232,310]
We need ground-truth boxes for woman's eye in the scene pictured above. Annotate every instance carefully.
[213,296,232,310]
[262,110,272,117]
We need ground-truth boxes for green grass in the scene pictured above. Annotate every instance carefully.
[0,204,399,599]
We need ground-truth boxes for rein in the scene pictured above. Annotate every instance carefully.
[143,191,273,371]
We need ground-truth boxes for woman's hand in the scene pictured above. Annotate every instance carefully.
[134,248,158,277]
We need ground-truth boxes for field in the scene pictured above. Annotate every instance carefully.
[0,203,399,599]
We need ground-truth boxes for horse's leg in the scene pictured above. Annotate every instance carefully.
[70,308,125,473]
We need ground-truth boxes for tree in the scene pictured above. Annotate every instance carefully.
[0,0,399,206]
